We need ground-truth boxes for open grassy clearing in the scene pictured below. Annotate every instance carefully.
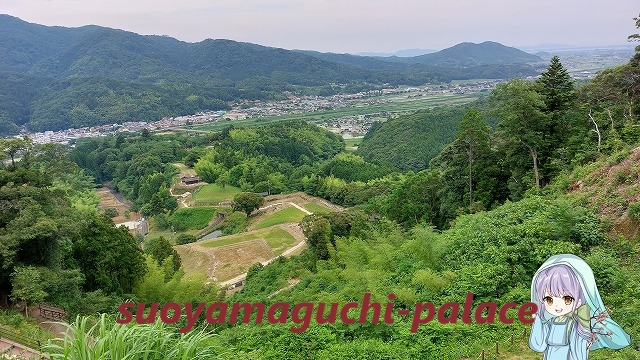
[182,93,480,132]
[192,184,241,204]
[302,202,332,214]
[343,136,363,152]
[175,194,334,281]
[253,207,307,229]
[343,137,363,147]
[200,227,295,251]
[168,206,217,230]
[172,162,196,175]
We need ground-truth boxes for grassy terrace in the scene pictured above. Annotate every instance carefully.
[200,227,296,254]
[254,207,307,229]
[302,202,332,214]
[177,92,480,132]
[192,184,241,204]
[344,137,363,152]
[168,207,217,230]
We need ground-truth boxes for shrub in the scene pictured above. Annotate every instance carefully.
[629,202,640,220]
[103,207,119,218]
[175,234,198,245]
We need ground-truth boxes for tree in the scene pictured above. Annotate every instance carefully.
[215,171,230,188]
[536,56,576,116]
[300,215,332,260]
[144,236,181,273]
[490,79,548,188]
[232,192,265,217]
[384,170,444,228]
[430,109,505,220]
[453,109,492,206]
[536,56,577,182]
[0,136,33,168]
[10,266,47,317]
[628,13,640,42]
[194,159,225,183]
[73,214,147,294]
[140,186,178,217]
[175,234,197,245]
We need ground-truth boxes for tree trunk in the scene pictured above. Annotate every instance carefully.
[523,142,540,188]
[588,111,601,152]
[468,153,473,206]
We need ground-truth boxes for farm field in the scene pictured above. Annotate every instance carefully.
[344,137,363,151]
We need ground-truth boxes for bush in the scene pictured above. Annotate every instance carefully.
[175,234,197,245]
[629,202,640,220]
[103,207,119,218]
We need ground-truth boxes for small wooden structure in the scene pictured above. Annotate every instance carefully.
[38,304,67,321]
[180,175,201,185]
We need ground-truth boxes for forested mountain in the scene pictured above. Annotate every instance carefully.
[0,15,540,135]
[301,42,542,68]
[355,106,475,172]
[393,41,543,66]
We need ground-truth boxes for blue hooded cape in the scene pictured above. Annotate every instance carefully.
[530,254,631,351]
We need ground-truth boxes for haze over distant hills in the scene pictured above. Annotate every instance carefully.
[516,43,638,53]
[356,49,437,57]
[0,14,543,135]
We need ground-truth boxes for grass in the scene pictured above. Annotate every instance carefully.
[168,207,217,230]
[253,207,307,229]
[192,184,241,204]
[302,202,332,214]
[344,137,363,152]
[200,227,296,253]
[215,210,249,236]
[0,309,53,347]
[44,314,224,359]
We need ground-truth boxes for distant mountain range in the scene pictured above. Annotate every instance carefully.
[356,49,437,57]
[0,14,543,134]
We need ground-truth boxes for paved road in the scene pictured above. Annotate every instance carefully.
[0,338,46,359]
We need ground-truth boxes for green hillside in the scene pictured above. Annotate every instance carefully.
[355,106,472,172]
[0,15,539,135]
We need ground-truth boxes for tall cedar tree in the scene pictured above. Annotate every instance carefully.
[536,56,576,184]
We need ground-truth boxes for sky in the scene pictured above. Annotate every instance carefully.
[1,0,638,53]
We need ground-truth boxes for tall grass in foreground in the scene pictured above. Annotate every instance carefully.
[44,314,228,360]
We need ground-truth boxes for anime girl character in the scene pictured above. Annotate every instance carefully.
[529,254,630,359]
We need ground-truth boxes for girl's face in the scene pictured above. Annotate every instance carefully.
[542,291,576,316]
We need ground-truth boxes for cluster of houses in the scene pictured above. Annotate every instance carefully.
[20,111,226,145]
[323,115,375,137]
[13,81,504,145]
